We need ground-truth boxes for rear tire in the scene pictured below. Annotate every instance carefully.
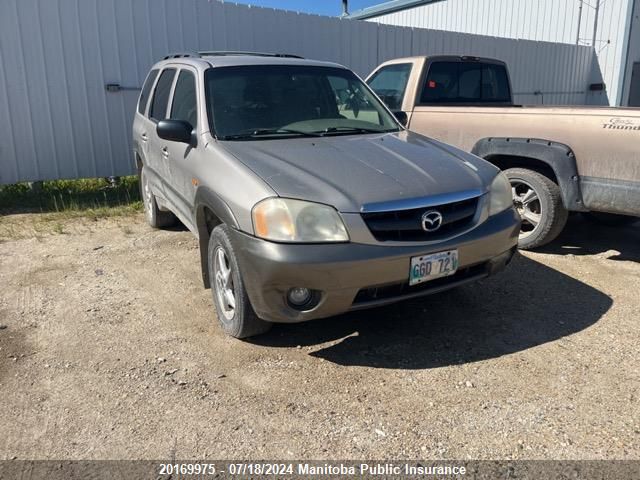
[583,212,639,227]
[505,168,568,250]
[208,224,272,339]
[140,167,176,228]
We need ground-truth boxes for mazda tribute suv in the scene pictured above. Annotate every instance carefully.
[132,51,520,338]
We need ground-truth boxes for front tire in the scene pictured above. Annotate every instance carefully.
[505,168,569,250]
[208,225,272,339]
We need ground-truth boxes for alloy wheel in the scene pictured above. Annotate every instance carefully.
[214,246,236,321]
[511,180,542,239]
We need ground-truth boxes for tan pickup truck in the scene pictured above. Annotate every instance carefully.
[367,56,640,249]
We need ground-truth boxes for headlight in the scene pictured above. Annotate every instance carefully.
[252,198,349,243]
[488,172,513,216]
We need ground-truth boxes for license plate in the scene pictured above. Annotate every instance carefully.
[409,250,459,286]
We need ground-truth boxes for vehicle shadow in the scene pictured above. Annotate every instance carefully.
[250,253,612,369]
[539,214,639,262]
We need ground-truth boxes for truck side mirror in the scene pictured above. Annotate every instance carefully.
[392,111,408,127]
[157,120,196,147]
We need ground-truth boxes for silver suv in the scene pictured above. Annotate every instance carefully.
[133,51,520,338]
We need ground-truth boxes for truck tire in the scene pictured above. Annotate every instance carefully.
[505,168,568,250]
[140,168,176,228]
[583,212,639,227]
[208,224,272,339]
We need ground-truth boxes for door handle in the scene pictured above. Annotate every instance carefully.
[161,147,169,157]
[141,132,148,142]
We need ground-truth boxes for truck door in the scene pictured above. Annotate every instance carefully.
[367,62,415,125]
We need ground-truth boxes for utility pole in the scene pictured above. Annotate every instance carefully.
[592,0,601,47]
[576,0,583,44]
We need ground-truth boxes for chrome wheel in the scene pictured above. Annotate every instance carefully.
[214,246,236,321]
[511,180,542,240]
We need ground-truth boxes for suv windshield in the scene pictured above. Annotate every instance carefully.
[205,65,400,140]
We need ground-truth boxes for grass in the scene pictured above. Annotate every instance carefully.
[0,176,142,218]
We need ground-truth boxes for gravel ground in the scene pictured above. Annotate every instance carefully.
[0,213,638,460]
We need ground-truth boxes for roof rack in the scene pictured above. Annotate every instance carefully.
[198,51,304,59]
[162,52,200,60]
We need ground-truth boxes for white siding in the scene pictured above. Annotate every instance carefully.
[0,0,597,184]
[369,0,633,105]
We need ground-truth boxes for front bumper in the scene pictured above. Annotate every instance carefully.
[231,208,520,323]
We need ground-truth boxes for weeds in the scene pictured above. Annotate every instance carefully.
[0,177,142,216]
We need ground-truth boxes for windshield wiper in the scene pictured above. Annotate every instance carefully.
[222,128,322,140]
[319,126,397,135]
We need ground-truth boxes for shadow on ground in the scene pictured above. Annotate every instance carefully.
[250,252,612,369]
[539,214,639,262]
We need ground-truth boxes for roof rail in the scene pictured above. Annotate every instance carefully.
[198,51,304,59]
[162,52,200,60]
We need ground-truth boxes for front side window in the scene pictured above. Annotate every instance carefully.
[170,70,198,128]
[420,61,511,104]
[205,65,400,140]
[138,69,159,115]
[367,63,413,111]
[149,68,176,122]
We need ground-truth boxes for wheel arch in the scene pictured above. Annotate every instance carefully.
[472,137,587,212]
[194,187,240,289]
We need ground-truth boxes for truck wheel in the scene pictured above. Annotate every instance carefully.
[140,168,176,228]
[583,212,639,227]
[505,168,568,250]
[208,225,272,339]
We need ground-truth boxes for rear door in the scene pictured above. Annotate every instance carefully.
[133,68,159,171]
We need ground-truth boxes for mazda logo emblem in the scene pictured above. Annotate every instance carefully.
[421,210,443,232]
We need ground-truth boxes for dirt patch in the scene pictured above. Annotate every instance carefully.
[0,213,638,459]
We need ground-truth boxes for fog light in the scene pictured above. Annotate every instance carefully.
[287,287,312,307]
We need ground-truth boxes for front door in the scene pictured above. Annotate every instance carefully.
[146,67,177,203]
[163,67,200,227]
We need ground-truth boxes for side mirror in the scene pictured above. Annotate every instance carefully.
[392,111,408,127]
[157,120,196,146]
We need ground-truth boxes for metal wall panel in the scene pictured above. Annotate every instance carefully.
[369,0,632,105]
[0,0,597,184]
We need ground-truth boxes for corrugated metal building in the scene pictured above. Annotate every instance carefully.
[351,0,640,106]
[0,0,603,184]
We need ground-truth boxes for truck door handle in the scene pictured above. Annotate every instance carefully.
[161,147,169,157]
[141,133,148,142]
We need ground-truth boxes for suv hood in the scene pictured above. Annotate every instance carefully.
[220,130,497,213]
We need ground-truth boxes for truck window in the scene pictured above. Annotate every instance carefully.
[420,61,511,104]
[170,70,198,128]
[149,68,177,122]
[138,69,159,115]
[367,63,413,111]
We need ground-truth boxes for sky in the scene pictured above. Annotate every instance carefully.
[227,0,386,17]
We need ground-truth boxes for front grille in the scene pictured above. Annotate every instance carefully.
[361,197,479,242]
[352,262,488,305]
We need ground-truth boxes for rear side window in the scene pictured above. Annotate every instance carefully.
[170,70,198,128]
[420,61,511,104]
[149,68,176,122]
[138,69,159,115]
[367,63,413,111]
